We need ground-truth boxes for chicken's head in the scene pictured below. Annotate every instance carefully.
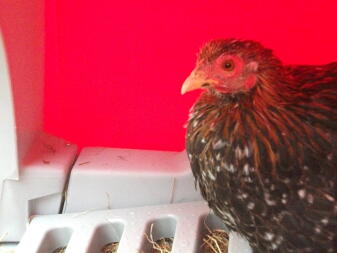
[181,39,280,95]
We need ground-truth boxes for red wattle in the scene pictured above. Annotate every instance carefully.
[245,75,257,90]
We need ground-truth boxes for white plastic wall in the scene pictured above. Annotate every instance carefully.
[0,0,78,242]
[0,29,18,194]
[64,148,203,213]
[0,0,44,190]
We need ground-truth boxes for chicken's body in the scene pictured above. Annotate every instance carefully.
[184,40,337,253]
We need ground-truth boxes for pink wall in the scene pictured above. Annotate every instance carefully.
[44,0,337,151]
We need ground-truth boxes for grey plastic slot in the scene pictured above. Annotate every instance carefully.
[37,227,73,253]
[196,213,228,253]
[141,215,177,252]
[87,220,125,252]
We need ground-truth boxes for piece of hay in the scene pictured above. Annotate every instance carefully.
[0,232,8,242]
[201,229,229,253]
[53,246,66,253]
[101,242,119,253]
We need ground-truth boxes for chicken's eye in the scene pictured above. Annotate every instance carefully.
[222,60,235,71]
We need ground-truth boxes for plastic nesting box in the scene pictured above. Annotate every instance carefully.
[0,1,252,252]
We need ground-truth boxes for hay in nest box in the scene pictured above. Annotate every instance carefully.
[52,246,67,253]
[101,242,119,253]
[145,224,173,253]
[150,237,173,253]
[201,229,229,253]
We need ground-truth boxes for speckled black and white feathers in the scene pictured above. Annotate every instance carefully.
[186,40,337,253]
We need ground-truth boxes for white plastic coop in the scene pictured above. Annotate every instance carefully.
[0,1,252,252]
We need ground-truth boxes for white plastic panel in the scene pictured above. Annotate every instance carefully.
[17,201,252,253]
[0,29,18,194]
[0,0,45,187]
[64,148,203,213]
[0,133,77,242]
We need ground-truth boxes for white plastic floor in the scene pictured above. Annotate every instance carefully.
[16,201,252,253]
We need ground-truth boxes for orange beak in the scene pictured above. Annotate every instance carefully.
[181,69,218,94]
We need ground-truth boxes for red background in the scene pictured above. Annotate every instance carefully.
[44,0,337,151]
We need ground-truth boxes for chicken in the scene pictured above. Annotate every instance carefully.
[182,39,337,253]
